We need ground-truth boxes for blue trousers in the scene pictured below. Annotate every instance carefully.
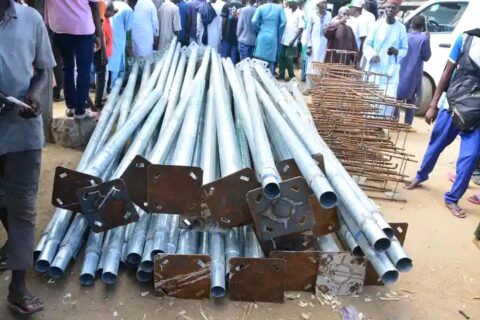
[220,41,239,64]
[54,33,95,116]
[416,109,480,203]
[238,42,255,61]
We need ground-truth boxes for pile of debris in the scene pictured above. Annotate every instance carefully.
[310,62,417,201]
[34,39,412,303]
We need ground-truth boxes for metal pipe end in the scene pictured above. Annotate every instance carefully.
[396,257,413,273]
[381,270,399,285]
[33,250,41,262]
[35,259,50,273]
[139,261,154,273]
[374,237,391,253]
[352,247,364,257]
[48,266,64,279]
[319,191,338,209]
[102,272,118,285]
[136,269,152,282]
[79,274,95,286]
[126,253,142,266]
[383,227,395,239]
[210,286,226,298]
[264,182,281,200]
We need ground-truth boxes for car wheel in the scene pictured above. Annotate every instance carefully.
[415,75,434,116]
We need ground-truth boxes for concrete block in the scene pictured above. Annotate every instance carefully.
[51,117,96,149]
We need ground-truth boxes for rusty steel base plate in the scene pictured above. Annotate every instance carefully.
[270,251,318,292]
[259,233,317,256]
[120,155,151,212]
[76,179,139,232]
[154,254,211,299]
[229,257,286,303]
[147,164,203,216]
[201,168,260,228]
[51,166,102,213]
[247,177,315,241]
[316,252,367,296]
[365,222,408,286]
[276,154,326,181]
[309,195,340,237]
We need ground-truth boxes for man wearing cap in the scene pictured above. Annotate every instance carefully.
[362,0,407,116]
[305,0,331,90]
[278,0,303,81]
[252,0,286,74]
[349,0,375,54]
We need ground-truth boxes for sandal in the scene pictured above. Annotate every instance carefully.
[467,194,480,205]
[8,293,44,315]
[445,203,467,219]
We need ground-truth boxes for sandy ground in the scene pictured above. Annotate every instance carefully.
[1,104,480,320]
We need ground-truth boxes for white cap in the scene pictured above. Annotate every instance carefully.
[351,0,365,8]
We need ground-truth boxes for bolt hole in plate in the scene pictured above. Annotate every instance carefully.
[270,251,319,292]
[246,177,316,241]
[200,168,260,228]
[76,179,139,233]
[146,164,203,216]
[154,254,211,300]
[51,167,102,213]
[229,257,286,303]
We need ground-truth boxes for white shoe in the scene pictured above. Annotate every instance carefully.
[74,109,98,120]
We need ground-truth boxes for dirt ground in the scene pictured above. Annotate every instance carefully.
[1,107,480,320]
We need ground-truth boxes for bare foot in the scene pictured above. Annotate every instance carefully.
[445,202,467,218]
[404,178,424,190]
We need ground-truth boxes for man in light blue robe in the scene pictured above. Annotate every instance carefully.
[108,1,134,88]
[252,0,286,74]
[363,0,407,117]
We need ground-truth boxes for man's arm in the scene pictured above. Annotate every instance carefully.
[22,68,49,118]
[424,61,455,124]
[236,9,244,38]
[152,5,159,49]
[89,2,107,64]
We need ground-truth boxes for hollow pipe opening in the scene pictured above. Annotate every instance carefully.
[151,249,165,258]
[352,247,364,257]
[102,272,117,285]
[396,257,413,273]
[136,269,152,283]
[319,191,338,209]
[79,274,95,286]
[35,260,50,273]
[126,253,142,266]
[374,237,391,253]
[210,286,226,298]
[381,270,399,285]
[139,261,153,273]
[48,266,64,279]
[263,182,281,200]
[383,227,394,239]
[33,251,41,262]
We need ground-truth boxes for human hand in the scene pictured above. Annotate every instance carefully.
[20,93,41,119]
[95,36,102,51]
[387,46,398,56]
[372,55,380,63]
[307,47,312,56]
[425,106,438,125]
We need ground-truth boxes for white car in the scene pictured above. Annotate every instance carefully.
[403,0,479,115]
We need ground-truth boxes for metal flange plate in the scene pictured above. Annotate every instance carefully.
[258,232,316,257]
[147,164,203,216]
[229,257,286,303]
[201,168,260,228]
[120,155,151,212]
[247,177,316,241]
[364,222,408,286]
[51,166,102,213]
[76,179,139,233]
[154,254,211,299]
[270,251,319,292]
[276,153,326,182]
[309,195,340,237]
[316,252,367,296]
